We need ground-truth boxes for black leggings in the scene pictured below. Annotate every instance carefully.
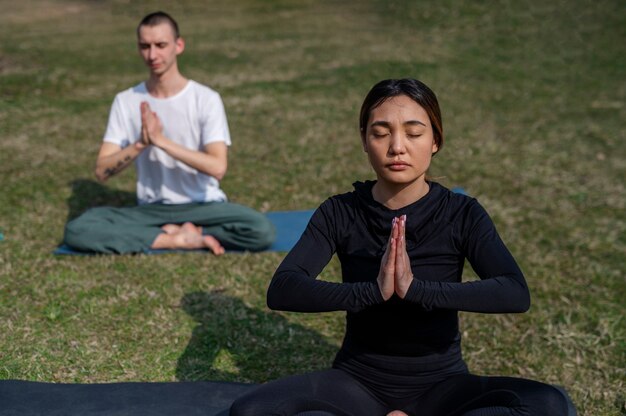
[230,369,570,416]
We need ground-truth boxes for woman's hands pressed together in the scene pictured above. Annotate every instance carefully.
[377,215,414,300]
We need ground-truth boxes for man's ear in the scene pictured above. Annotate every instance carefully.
[175,37,185,55]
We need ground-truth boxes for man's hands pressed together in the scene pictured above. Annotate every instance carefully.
[140,101,166,148]
[137,101,228,180]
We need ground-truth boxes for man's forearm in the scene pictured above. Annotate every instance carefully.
[95,143,144,182]
[156,138,227,180]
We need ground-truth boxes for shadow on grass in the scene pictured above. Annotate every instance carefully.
[66,179,136,221]
[176,290,338,382]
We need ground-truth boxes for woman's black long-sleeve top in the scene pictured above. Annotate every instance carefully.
[267,181,530,357]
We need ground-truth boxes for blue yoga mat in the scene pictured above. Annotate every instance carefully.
[264,210,314,251]
[54,210,315,255]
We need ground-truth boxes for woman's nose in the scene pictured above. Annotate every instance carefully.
[389,133,406,154]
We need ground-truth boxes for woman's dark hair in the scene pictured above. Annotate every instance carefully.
[137,11,180,39]
[359,79,443,153]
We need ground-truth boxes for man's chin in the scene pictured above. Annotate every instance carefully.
[147,65,166,75]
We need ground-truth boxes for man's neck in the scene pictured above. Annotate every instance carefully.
[146,70,188,98]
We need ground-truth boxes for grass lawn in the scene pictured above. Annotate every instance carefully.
[0,0,624,414]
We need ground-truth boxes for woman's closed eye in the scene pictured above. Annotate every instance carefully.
[406,128,424,138]
[371,129,390,138]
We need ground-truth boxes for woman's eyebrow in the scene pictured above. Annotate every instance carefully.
[404,120,426,127]
[370,120,426,128]
[370,121,392,128]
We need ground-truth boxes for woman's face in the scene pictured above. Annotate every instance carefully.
[362,94,438,188]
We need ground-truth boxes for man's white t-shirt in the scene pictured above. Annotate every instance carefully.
[103,80,231,205]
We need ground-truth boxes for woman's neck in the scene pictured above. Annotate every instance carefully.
[372,179,430,210]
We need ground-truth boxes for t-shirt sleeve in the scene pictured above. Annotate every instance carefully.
[200,92,231,147]
[404,200,530,313]
[103,95,132,148]
[267,200,384,313]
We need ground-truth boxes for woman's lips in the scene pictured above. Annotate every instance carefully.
[387,161,410,171]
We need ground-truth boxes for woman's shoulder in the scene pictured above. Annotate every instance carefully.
[317,186,360,218]
[310,183,373,235]
[428,183,501,242]
[430,181,476,203]
[427,182,491,224]
[321,180,384,217]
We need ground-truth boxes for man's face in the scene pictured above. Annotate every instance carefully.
[137,23,184,76]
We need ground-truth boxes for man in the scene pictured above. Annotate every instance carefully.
[64,11,274,254]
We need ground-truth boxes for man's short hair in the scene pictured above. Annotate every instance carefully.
[137,11,180,39]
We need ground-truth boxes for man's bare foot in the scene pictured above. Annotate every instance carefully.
[180,222,202,235]
[152,223,224,255]
[161,224,182,234]
[202,235,225,255]
[161,222,202,235]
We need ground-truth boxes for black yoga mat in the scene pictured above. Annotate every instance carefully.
[0,380,576,415]
[0,380,257,416]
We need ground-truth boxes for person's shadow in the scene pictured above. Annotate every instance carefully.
[65,179,136,222]
[176,290,340,382]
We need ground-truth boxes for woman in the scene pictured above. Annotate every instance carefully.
[231,79,570,415]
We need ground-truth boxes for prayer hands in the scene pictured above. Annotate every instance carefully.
[140,102,166,147]
[377,215,414,301]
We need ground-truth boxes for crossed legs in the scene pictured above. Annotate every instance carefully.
[230,370,571,416]
[63,201,275,254]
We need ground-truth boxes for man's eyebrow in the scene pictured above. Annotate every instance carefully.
[138,41,169,45]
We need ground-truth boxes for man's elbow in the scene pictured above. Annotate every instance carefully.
[94,167,109,183]
[212,168,226,181]
[211,163,227,181]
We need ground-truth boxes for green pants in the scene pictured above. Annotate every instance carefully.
[63,202,275,254]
